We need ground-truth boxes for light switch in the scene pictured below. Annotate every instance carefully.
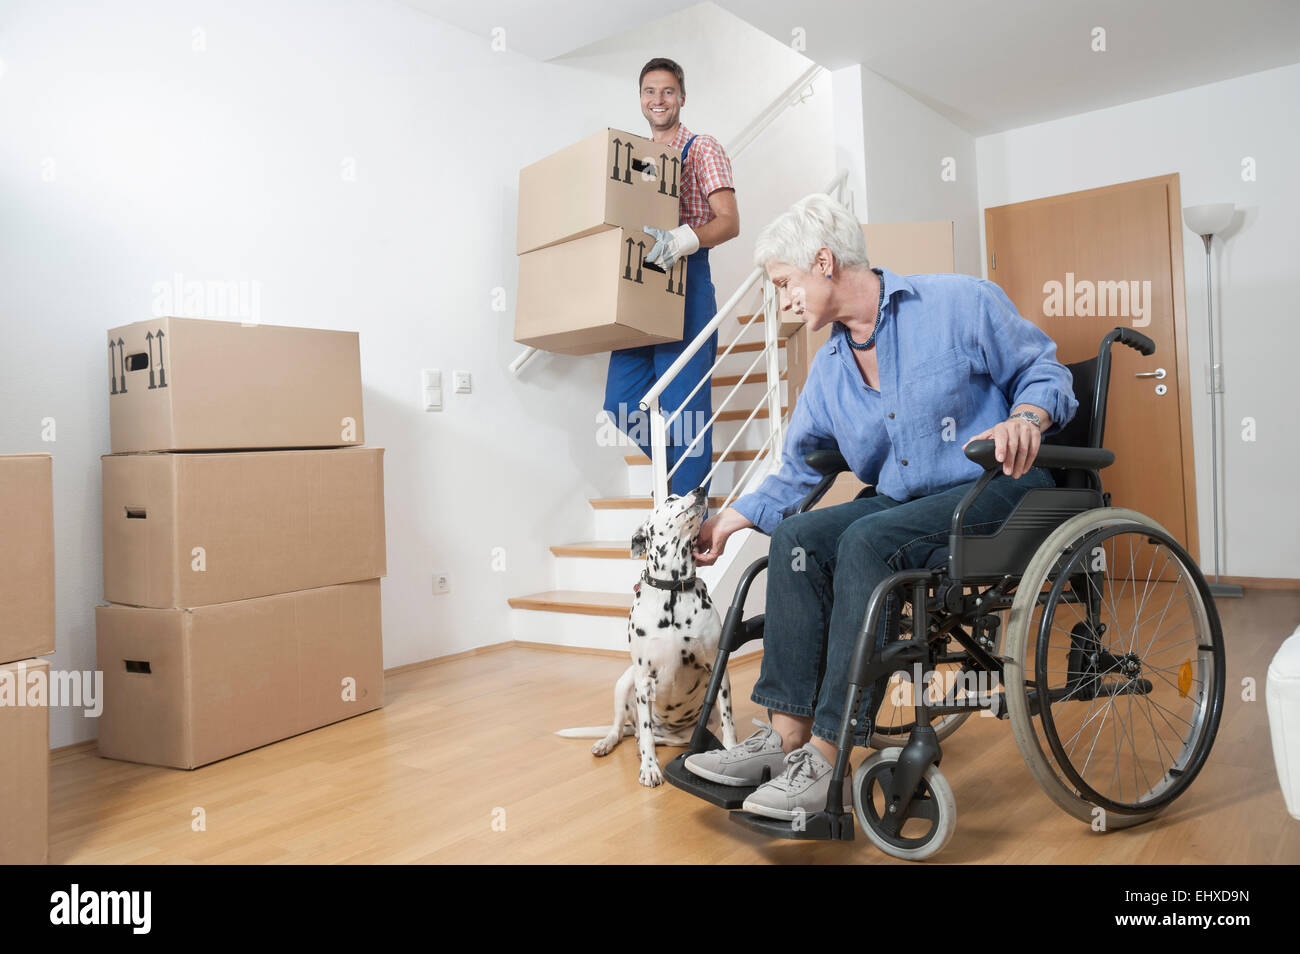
[453,370,471,394]
[423,369,442,412]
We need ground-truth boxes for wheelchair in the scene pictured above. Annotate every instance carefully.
[664,327,1227,860]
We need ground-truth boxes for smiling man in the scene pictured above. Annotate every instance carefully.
[602,57,739,505]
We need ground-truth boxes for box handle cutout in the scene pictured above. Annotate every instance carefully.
[125,352,149,371]
[125,507,147,519]
[124,660,151,674]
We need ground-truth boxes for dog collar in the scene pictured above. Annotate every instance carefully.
[635,570,697,594]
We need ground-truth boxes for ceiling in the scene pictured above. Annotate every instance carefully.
[404,0,1300,134]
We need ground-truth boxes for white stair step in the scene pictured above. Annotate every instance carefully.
[509,607,629,652]
[555,554,644,591]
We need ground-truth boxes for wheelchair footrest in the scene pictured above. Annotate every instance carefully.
[663,752,758,810]
[729,809,855,841]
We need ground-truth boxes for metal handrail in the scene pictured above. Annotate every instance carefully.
[643,169,849,504]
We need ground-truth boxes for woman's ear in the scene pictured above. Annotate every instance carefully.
[816,246,834,277]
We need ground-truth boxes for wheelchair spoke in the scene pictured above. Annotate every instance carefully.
[1019,517,1225,816]
[1127,547,1175,656]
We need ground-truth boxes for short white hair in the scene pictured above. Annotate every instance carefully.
[753,193,870,272]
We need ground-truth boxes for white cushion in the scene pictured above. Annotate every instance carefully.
[1266,626,1300,820]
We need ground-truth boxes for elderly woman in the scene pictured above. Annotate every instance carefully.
[685,193,1077,819]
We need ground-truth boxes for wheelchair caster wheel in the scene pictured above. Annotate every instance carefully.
[852,747,956,861]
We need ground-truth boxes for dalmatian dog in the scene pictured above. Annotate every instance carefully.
[556,487,738,786]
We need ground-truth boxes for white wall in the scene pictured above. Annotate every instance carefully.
[830,64,868,222]
[976,62,1300,578]
[0,0,833,747]
[857,67,981,276]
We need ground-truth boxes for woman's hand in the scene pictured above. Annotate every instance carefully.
[963,416,1042,478]
[694,508,754,566]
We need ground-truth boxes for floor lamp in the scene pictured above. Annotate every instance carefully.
[1182,203,1242,599]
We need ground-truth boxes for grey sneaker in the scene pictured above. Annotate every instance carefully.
[741,742,851,820]
[683,718,787,787]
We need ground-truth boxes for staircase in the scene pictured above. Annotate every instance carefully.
[507,324,791,651]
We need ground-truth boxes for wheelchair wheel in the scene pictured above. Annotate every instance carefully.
[1004,508,1226,828]
[869,664,973,749]
[853,747,956,861]
[868,598,973,748]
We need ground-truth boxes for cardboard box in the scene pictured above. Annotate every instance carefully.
[517,128,681,255]
[95,580,383,770]
[0,455,55,665]
[514,227,687,355]
[102,447,386,608]
[106,316,364,453]
[0,659,49,864]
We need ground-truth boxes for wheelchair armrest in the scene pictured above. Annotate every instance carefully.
[806,448,850,476]
[963,439,1115,472]
[794,449,852,515]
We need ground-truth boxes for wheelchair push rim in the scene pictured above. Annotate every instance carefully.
[1003,508,1226,827]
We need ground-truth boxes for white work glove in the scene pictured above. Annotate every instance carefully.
[643,224,699,270]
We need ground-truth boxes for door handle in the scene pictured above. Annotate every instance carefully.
[1135,367,1166,379]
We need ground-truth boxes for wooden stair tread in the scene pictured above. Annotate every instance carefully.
[550,541,639,559]
[589,495,729,510]
[728,339,786,354]
[717,405,785,422]
[712,370,786,388]
[624,447,770,466]
[507,590,633,617]
[735,312,804,337]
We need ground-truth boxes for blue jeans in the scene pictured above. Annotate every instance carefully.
[603,248,717,498]
[751,466,1056,746]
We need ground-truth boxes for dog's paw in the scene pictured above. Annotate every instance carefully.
[638,762,664,787]
[591,736,619,757]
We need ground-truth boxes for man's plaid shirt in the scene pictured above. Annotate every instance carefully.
[666,124,734,230]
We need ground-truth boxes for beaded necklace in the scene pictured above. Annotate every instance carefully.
[844,268,887,351]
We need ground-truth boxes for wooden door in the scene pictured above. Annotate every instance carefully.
[985,174,1199,564]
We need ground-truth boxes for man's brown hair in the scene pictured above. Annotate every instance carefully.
[639,57,685,98]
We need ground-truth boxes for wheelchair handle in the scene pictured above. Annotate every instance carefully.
[1114,327,1155,356]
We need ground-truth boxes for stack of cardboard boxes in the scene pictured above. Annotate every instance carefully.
[514,128,688,355]
[0,454,54,864]
[96,316,386,769]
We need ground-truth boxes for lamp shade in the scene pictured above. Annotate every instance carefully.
[1183,203,1234,237]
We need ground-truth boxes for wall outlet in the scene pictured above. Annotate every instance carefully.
[433,571,450,594]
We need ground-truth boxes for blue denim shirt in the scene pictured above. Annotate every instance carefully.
[731,267,1079,535]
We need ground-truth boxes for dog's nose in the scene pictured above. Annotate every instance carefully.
[692,487,705,500]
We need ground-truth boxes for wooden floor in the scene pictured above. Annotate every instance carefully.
[50,589,1300,864]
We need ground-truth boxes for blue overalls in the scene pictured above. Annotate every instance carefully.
[603,134,718,499]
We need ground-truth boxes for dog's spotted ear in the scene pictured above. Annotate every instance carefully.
[630,520,649,558]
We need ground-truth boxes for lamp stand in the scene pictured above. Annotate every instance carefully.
[1199,233,1242,599]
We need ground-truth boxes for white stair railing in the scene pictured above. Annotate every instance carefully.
[641,169,851,509]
